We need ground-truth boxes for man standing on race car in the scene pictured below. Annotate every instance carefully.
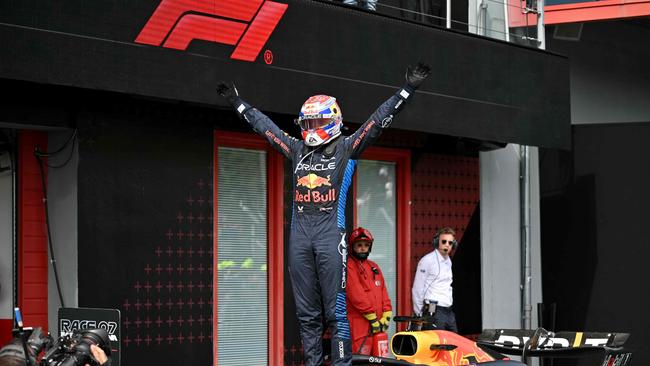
[346,227,392,355]
[216,63,430,366]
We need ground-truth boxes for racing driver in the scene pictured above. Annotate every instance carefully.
[216,62,430,366]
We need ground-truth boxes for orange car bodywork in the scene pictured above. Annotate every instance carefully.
[392,330,496,365]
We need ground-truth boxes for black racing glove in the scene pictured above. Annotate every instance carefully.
[216,81,240,105]
[405,62,431,89]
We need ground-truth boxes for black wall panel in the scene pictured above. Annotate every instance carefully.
[0,0,569,148]
[77,104,214,365]
[540,122,650,365]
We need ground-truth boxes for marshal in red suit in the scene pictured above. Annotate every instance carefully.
[345,227,392,355]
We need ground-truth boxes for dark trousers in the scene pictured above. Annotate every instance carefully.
[288,222,352,366]
[432,306,458,332]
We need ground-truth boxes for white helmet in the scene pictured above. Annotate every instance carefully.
[297,95,343,147]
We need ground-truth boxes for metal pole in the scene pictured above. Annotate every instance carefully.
[503,0,510,42]
[446,0,451,28]
[521,0,545,332]
[537,0,546,49]
[520,145,532,330]
[12,133,18,309]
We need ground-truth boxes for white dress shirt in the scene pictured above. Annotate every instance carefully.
[411,249,453,315]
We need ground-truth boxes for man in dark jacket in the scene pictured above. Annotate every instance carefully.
[217,62,429,366]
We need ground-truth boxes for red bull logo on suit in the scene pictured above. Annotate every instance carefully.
[295,174,337,203]
[296,173,331,189]
[295,189,337,203]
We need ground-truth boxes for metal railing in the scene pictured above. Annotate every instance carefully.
[332,0,545,45]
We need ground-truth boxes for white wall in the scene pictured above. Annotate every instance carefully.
[468,0,508,40]
[47,131,79,332]
[480,145,542,329]
[0,149,14,320]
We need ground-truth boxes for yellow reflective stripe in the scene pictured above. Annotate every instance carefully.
[573,332,583,347]
[363,313,378,321]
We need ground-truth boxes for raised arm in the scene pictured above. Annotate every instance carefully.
[217,82,300,159]
[348,63,430,159]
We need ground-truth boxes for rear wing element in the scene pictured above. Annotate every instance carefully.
[476,328,632,365]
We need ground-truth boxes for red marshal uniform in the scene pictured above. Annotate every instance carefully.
[346,256,392,354]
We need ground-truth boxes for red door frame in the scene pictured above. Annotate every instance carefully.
[17,131,49,332]
[213,131,284,365]
[357,146,412,324]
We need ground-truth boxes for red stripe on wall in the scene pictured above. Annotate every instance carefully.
[545,0,650,24]
[0,319,13,347]
[509,0,650,26]
[267,142,285,366]
[18,131,49,332]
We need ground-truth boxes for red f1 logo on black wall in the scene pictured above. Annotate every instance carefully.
[135,0,288,62]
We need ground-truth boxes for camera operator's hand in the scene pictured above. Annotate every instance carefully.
[87,345,109,366]
[405,62,431,89]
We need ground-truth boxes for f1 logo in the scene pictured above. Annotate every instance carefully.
[135,0,288,62]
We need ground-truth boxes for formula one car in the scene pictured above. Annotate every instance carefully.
[351,316,632,366]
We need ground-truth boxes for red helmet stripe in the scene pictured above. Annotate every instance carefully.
[316,129,329,139]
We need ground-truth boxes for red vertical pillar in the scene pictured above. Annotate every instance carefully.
[0,320,12,346]
[17,130,49,332]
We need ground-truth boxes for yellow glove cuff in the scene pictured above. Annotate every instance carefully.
[363,313,378,322]
[381,311,393,320]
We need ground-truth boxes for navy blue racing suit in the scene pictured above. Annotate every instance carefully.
[228,84,416,366]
